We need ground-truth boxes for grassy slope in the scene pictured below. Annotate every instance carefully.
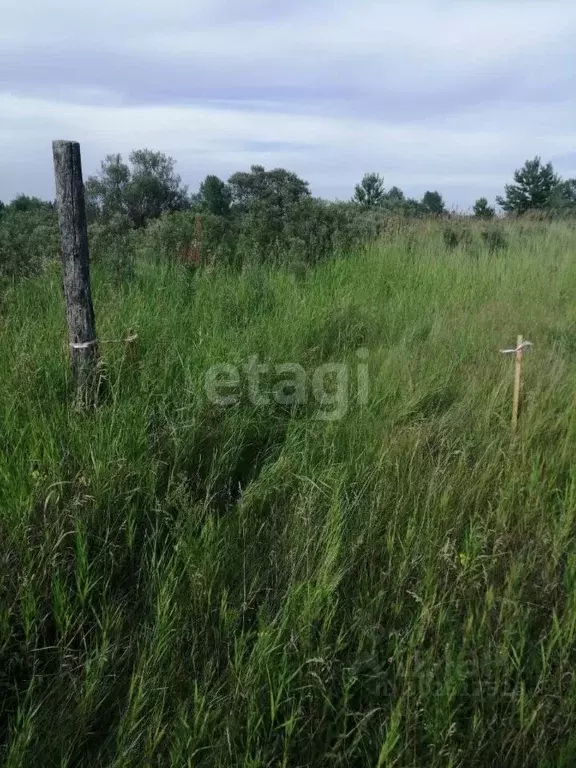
[1,222,576,766]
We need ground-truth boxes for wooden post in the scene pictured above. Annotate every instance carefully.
[511,334,523,433]
[52,140,98,402]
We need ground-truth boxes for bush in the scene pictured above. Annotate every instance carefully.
[442,224,473,251]
[235,199,388,267]
[144,210,199,263]
[481,226,508,254]
[443,226,460,250]
[284,200,359,265]
[144,211,239,268]
[88,214,138,280]
[0,208,59,280]
[200,214,240,268]
[236,203,286,266]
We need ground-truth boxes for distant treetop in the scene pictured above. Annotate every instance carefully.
[496,156,560,215]
[85,149,189,227]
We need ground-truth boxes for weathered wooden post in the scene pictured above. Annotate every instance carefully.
[52,140,98,402]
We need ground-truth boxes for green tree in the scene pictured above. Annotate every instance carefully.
[386,186,405,204]
[548,178,576,214]
[496,157,560,214]
[422,190,445,215]
[228,165,310,213]
[0,204,59,278]
[473,197,496,219]
[85,154,131,222]
[197,175,231,216]
[8,194,53,213]
[86,150,189,227]
[353,173,386,209]
[225,166,311,265]
[127,149,189,226]
[401,198,426,218]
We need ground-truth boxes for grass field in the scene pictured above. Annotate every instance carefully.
[1,221,576,766]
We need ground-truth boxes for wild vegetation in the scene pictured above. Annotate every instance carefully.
[2,153,575,283]
[1,154,576,766]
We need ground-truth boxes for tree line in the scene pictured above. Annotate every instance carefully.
[1,152,575,280]
[1,151,575,227]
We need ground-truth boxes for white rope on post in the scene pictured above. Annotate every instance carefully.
[500,340,533,356]
[69,333,138,350]
[500,336,532,433]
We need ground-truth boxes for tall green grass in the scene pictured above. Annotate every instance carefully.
[1,221,576,766]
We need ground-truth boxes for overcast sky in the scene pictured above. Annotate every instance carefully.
[1,0,575,209]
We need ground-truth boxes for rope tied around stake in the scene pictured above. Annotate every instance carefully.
[70,334,138,350]
[500,340,533,356]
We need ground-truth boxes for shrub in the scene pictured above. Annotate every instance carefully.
[442,224,473,251]
[199,214,240,268]
[88,214,137,280]
[144,211,239,268]
[0,208,59,280]
[284,199,359,264]
[481,226,508,253]
[443,226,460,250]
[144,210,199,263]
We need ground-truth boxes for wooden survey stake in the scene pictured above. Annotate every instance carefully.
[501,335,532,434]
[511,334,523,433]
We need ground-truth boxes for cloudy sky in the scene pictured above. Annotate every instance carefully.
[1,0,575,209]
